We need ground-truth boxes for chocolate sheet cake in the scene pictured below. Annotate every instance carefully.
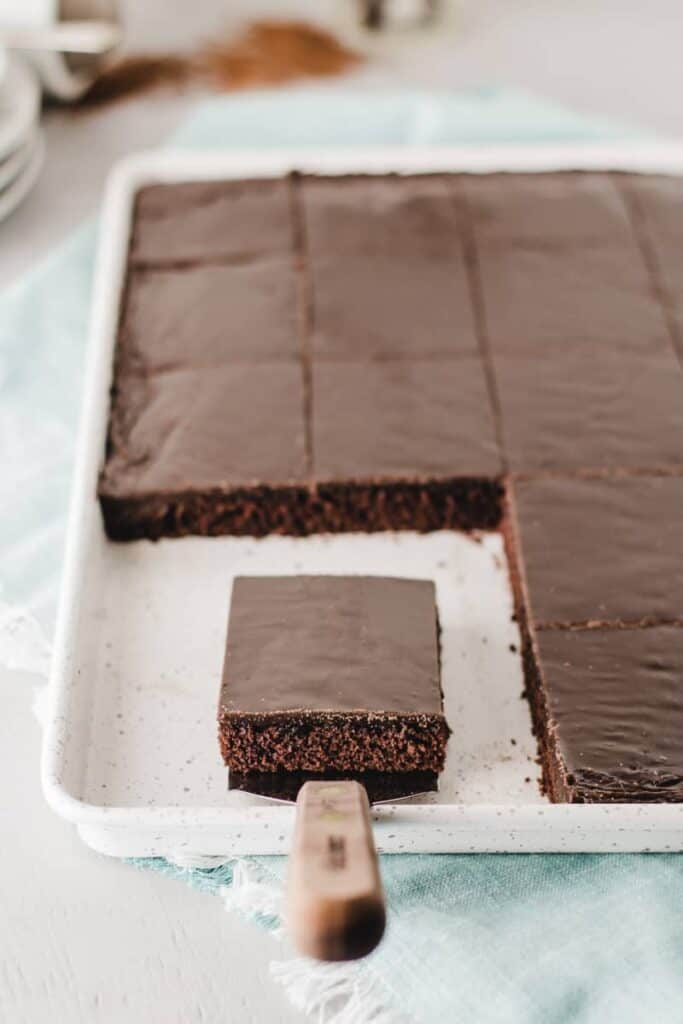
[101,364,309,538]
[218,576,449,774]
[100,169,683,803]
[100,174,507,539]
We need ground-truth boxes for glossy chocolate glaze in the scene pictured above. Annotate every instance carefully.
[301,174,478,358]
[100,364,307,495]
[312,358,502,481]
[496,346,683,473]
[218,576,449,774]
[625,174,683,243]
[513,475,683,627]
[533,627,683,802]
[476,243,669,354]
[130,178,293,264]
[462,171,634,244]
[221,576,442,714]
[625,173,683,362]
[119,259,299,374]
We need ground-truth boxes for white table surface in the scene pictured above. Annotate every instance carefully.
[1,1,681,1021]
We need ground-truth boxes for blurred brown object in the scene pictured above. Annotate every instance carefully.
[362,0,440,30]
[79,54,191,106]
[199,20,362,90]
[75,20,361,108]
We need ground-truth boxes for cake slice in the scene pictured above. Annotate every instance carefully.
[528,627,683,803]
[218,576,450,774]
[510,475,683,629]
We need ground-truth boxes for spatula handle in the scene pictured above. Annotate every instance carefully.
[286,780,385,962]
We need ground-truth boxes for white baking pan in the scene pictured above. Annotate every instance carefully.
[42,143,683,860]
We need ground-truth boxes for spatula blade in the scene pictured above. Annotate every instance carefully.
[228,768,437,805]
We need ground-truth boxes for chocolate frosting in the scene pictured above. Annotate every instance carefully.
[625,174,683,242]
[312,358,502,480]
[496,345,683,472]
[536,627,683,800]
[106,171,683,514]
[101,365,307,494]
[478,243,668,354]
[302,175,478,358]
[463,172,633,244]
[119,260,299,373]
[514,475,683,626]
[131,179,293,264]
[626,174,683,349]
[221,576,443,714]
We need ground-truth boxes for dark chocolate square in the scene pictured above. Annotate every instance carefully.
[302,175,477,357]
[312,359,502,481]
[101,363,307,496]
[513,475,683,626]
[477,244,668,353]
[118,260,299,374]
[627,174,683,340]
[463,172,633,244]
[530,627,683,802]
[626,174,683,241]
[130,179,293,264]
[496,346,683,472]
[218,575,450,774]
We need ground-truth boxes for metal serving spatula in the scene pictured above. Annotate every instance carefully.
[229,770,436,961]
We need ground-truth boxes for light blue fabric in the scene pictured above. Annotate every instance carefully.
[3,87,679,1023]
[170,86,640,150]
[134,851,683,1024]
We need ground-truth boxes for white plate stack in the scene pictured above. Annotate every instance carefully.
[0,51,44,223]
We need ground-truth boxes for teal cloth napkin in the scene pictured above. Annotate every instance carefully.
[2,87,679,1023]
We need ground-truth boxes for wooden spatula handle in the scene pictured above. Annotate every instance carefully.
[286,780,385,962]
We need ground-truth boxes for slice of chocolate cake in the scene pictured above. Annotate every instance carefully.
[495,346,683,474]
[510,475,683,629]
[300,174,478,359]
[99,364,309,540]
[527,627,683,803]
[117,260,299,375]
[130,178,293,264]
[100,173,506,540]
[475,243,669,355]
[309,358,503,532]
[218,576,450,774]
[462,171,634,245]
